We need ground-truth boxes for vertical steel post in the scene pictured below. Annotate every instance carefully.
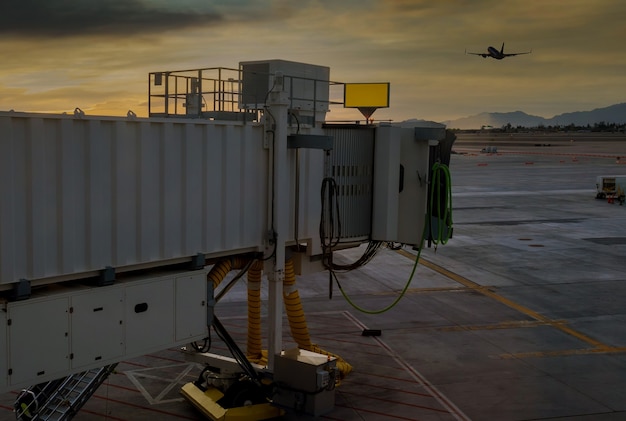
[265,72,289,370]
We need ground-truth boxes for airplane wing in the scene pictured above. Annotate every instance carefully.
[502,50,532,57]
[465,50,489,58]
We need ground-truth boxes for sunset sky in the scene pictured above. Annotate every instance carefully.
[1,0,625,123]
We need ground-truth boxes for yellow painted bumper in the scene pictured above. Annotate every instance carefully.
[180,382,283,421]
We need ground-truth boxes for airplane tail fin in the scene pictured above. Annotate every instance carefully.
[500,43,505,54]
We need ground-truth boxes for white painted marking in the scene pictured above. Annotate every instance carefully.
[342,311,473,421]
[125,363,199,405]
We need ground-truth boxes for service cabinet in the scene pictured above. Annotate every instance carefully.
[8,297,70,385]
[70,288,125,369]
[1,268,208,392]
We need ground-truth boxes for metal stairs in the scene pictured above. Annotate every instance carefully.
[15,364,117,420]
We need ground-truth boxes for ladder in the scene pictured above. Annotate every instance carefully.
[15,364,117,421]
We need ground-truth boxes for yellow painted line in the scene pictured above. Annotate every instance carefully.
[500,346,626,359]
[372,286,467,296]
[437,320,556,332]
[395,250,617,353]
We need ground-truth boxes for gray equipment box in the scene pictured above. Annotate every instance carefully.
[240,59,330,112]
[272,349,337,416]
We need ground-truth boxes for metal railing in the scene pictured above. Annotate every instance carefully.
[148,67,245,118]
[148,66,345,123]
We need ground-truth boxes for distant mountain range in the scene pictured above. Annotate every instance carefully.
[429,102,626,130]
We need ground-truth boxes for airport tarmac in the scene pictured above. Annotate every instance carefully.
[2,132,626,420]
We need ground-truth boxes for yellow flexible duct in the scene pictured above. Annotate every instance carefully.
[246,260,264,363]
[207,259,232,290]
[283,259,313,349]
[207,257,250,290]
[206,256,352,379]
[283,258,353,379]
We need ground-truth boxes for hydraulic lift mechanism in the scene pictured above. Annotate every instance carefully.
[0,59,454,420]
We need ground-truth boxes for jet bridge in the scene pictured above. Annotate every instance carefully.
[0,59,449,419]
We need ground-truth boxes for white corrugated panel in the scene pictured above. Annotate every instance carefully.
[0,112,266,285]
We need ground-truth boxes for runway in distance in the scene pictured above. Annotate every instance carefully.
[466,43,531,59]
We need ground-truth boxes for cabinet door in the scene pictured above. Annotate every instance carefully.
[125,278,174,355]
[175,274,209,341]
[71,289,125,369]
[8,298,70,385]
[0,310,6,388]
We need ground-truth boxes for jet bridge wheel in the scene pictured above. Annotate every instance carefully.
[217,379,267,409]
[14,378,65,420]
[14,390,38,420]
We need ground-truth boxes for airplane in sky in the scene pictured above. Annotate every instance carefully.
[466,43,532,60]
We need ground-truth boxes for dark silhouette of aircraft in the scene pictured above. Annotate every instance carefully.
[466,43,531,60]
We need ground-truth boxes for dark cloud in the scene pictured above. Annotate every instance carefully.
[0,0,223,37]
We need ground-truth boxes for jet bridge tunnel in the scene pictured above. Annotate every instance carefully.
[0,59,452,419]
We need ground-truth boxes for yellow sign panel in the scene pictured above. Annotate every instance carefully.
[344,83,390,108]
